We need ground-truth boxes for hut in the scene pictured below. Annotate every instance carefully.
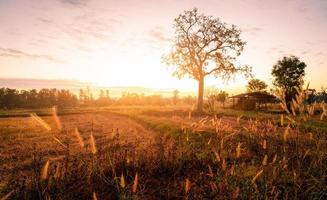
[230,92,278,110]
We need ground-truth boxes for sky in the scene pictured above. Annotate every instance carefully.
[0,0,326,94]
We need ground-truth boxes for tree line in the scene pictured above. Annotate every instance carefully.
[0,88,78,109]
[0,87,197,109]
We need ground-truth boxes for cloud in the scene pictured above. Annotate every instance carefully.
[242,26,263,36]
[57,0,90,7]
[0,47,65,63]
[37,18,54,24]
[59,11,119,44]
[62,22,112,43]
[148,26,171,43]
[76,45,94,52]
[120,27,172,50]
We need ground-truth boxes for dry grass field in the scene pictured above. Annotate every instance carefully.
[0,106,327,199]
[2,1,327,199]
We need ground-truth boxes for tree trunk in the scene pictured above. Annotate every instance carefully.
[197,76,204,112]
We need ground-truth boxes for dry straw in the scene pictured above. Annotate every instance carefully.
[52,106,62,129]
[0,190,14,200]
[221,158,226,171]
[230,163,235,176]
[320,103,326,120]
[41,160,50,180]
[92,192,98,200]
[262,139,267,150]
[236,115,242,124]
[132,172,139,193]
[236,143,241,158]
[90,132,97,154]
[120,173,126,188]
[233,187,240,199]
[208,165,213,177]
[30,113,51,131]
[272,154,277,164]
[283,125,290,142]
[252,170,263,184]
[262,154,268,166]
[74,128,84,148]
[214,152,221,162]
[52,136,67,149]
[185,178,191,194]
[207,137,212,145]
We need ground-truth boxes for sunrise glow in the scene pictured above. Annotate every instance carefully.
[0,0,326,93]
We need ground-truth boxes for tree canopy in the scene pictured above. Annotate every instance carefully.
[163,8,251,112]
[271,56,306,111]
[247,79,268,92]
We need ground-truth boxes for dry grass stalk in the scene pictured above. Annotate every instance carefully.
[286,116,296,124]
[262,155,268,166]
[230,163,235,176]
[90,132,97,154]
[252,170,263,184]
[320,104,326,120]
[280,102,289,114]
[272,154,277,164]
[41,160,50,180]
[291,102,296,116]
[54,163,61,180]
[52,106,62,129]
[221,158,226,171]
[262,139,267,150]
[236,142,241,158]
[185,178,191,194]
[283,125,290,142]
[308,132,313,140]
[303,149,310,159]
[74,128,84,148]
[120,173,126,188]
[132,172,139,193]
[30,113,51,131]
[52,136,67,149]
[208,165,213,177]
[214,152,221,162]
[92,192,98,200]
[236,115,242,124]
[0,190,14,200]
[207,137,212,145]
[233,187,240,199]
[307,104,315,116]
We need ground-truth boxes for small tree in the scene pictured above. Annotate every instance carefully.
[172,89,179,105]
[272,56,306,112]
[163,8,251,112]
[247,79,267,92]
[216,90,229,108]
[205,87,219,112]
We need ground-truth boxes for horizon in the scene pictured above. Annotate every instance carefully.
[0,77,200,97]
[0,0,326,91]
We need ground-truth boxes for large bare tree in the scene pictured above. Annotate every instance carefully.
[163,8,251,112]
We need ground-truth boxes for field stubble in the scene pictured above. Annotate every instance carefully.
[0,106,326,199]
